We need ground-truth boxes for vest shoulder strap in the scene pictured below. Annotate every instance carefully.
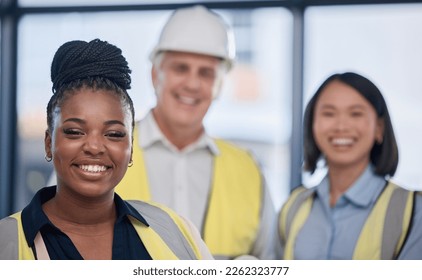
[0,216,20,260]
[0,212,35,260]
[127,200,201,260]
[353,181,414,259]
[278,185,315,259]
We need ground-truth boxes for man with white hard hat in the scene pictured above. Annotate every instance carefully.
[116,5,278,260]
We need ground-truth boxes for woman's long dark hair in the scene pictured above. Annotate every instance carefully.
[303,72,398,177]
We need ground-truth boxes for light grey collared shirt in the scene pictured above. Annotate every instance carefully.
[283,165,422,259]
[139,112,218,228]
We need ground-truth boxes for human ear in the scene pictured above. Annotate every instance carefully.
[151,66,158,90]
[44,129,53,159]
[375,118,385,144]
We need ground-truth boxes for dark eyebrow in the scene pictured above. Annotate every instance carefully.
[104,120,126,127]
[63,118,85,124]
[63,118,125,127]
[319,104,336,109]
[349,104,366,110]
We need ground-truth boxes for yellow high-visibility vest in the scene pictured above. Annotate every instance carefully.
[279,182,414,260]
[2,200,202,260]
[115,126,263,259]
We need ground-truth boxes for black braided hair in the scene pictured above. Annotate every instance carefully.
[46,39,135,134]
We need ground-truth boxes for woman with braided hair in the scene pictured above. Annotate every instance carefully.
[0,39,212,260]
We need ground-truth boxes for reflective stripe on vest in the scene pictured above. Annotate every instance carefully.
[279,187,314,260]
[0,213,35,260]
[279,182,414,260]
[0,202,201,260]
[115,124,263,259]
[127,200,202,259]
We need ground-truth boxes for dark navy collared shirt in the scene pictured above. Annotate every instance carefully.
[21,186,152,260]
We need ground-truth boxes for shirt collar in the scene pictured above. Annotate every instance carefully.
[344,165,386,207]
[21,186,149,247]
[138,110,219,155]
[113,192,149,226]
[316,165,386,208]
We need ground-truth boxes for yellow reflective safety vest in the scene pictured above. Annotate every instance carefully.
[115,126,263,259]
[0,200,202,260]
[279,181,415,260]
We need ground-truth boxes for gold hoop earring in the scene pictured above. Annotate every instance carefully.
[45,155,52,162]
[128,160,133,167]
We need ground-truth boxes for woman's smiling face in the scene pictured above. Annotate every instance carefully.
[313,80,384,171]
[45,88,132,199]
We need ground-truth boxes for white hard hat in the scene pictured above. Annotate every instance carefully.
[149,5,236,70]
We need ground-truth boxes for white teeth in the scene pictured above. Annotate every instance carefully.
[332,138,354,146]
[79,165,107,173]
[178,95,196,105]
